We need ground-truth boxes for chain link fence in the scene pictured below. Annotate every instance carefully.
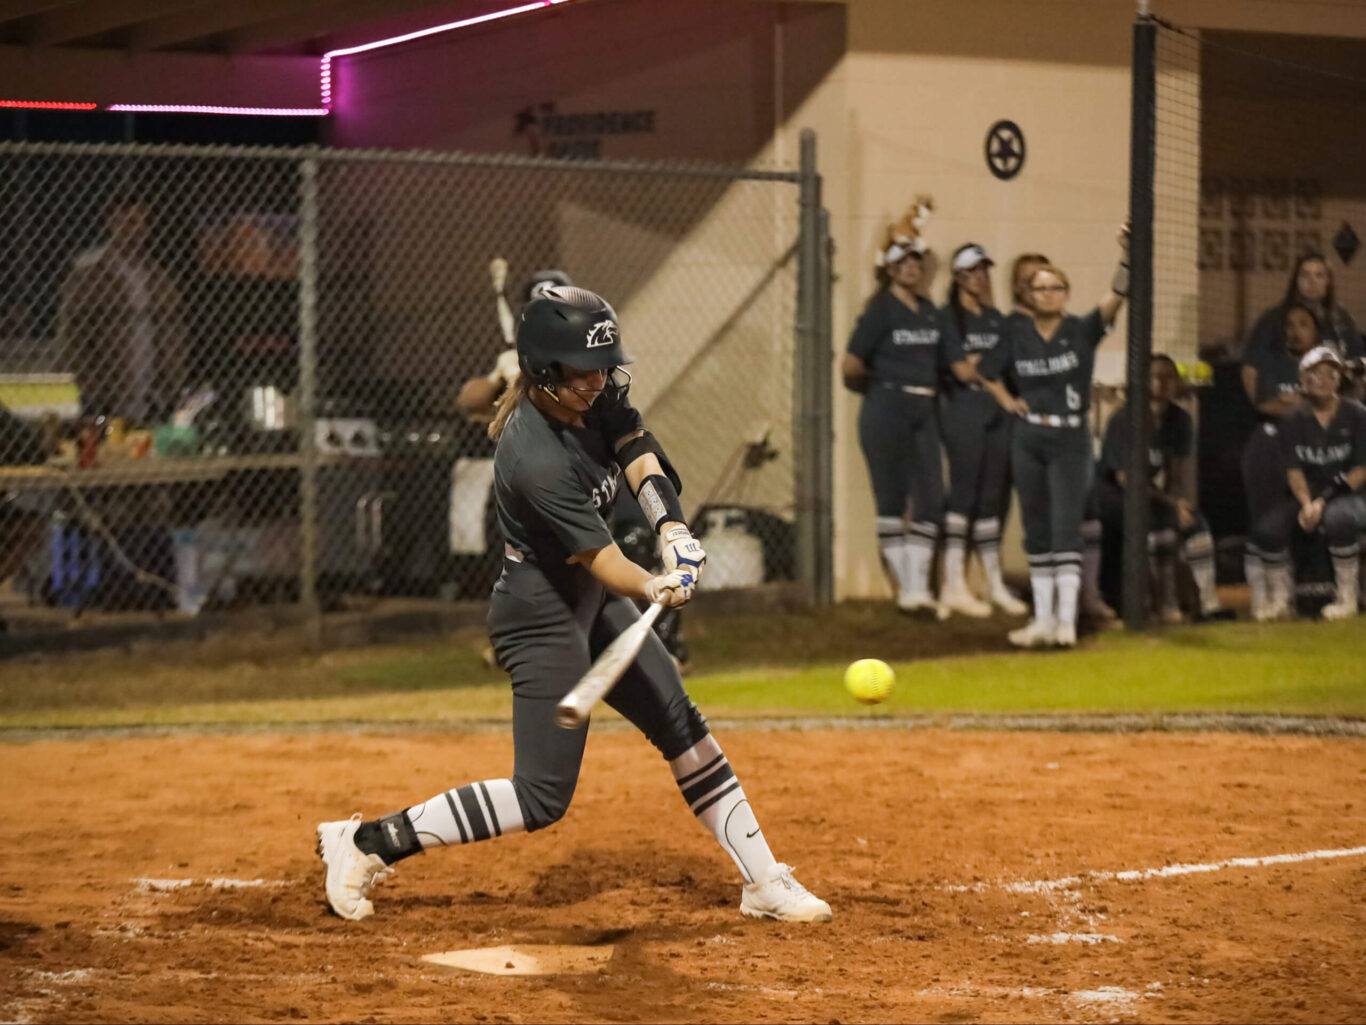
[1147,18,1366,596]
[0,141,827,647]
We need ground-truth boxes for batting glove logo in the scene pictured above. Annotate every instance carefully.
[661,525,707,586]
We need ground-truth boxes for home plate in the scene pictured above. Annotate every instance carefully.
[421,944,614,976]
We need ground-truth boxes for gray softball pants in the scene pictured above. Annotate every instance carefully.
[942,389,1012,522]
[487,559,709,832]
[857,387,944,525]
[1012,421,1094,557]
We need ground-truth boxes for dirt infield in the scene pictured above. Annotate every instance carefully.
[3,728,1364,1024]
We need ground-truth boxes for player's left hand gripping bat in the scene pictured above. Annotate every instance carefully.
[555,603,664,729]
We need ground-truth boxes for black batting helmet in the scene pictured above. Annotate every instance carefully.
[521,269,574,306]
[517,286,633,389]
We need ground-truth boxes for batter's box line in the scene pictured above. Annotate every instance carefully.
[943,844,1366,895]
[131,877,293,892]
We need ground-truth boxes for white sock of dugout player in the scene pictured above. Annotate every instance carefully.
[1026,554,1056,625]
[974,518,1007,590]
[943,513,969,593]
[1080,519,1104,605]
[1265,554,1292,612]
[670,735,775,885]
[906,521,939,596]
[1330,543,1360,608]
[405,780,525,849]
[877,517,910,593]
[1184,530,1220,612]
[1054,553,1082,626]
[1150,529,1179,610]
[1244,545,1267,615]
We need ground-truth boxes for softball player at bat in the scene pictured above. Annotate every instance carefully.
[843,227,975,616]
[1247,345,1366,621]
[977,226,1130,648]
[317,286,831,924]
[937,243,1029,617]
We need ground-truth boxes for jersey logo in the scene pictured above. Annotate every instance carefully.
[586,321,618,349]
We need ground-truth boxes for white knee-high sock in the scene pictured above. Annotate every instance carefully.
[974,518,1007,592]
[906,521,939,597]
[1244,544,1267,615]
[1184,530,1220,612]
[943,512,969,593]
[1330,542,1361,609]
[877,516,910,594]
[1027,554,1056,626]
[1150,529,1179,610]
[670,735,776,885]
[1055,552,1082,626]
[406,780,526,849]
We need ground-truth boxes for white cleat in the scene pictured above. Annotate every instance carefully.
[1008,619,1056,649]
[740,863,832,923]
[1053,620,1077,648]
[940,588,993,619]
[990,587,1030,617]
[1158,605,1185,626]
[896,593,940,619]
[317,814,392,921]
[1321,599,1358,621]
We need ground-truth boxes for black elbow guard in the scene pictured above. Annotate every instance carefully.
[615,431,682,494]
[635,473,686,532]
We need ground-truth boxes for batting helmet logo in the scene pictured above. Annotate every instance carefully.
[585,321,619,349]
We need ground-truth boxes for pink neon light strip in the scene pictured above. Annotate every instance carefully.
[107,104,329,117]
[320,0,575,107]
[0,100,99,110]
[3,0,577,116]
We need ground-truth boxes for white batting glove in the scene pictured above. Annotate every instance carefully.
[487,347,521,386]
[659,524,706,587]
[643,569,694,608]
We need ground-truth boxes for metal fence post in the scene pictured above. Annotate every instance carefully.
[795,129,830,608]
[815,204,835,607]
[1124,5,1157,631]
[297,152,322,645]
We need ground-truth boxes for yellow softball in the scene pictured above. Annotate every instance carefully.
[844,658,895,705]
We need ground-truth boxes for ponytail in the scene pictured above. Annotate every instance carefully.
[488,374,531,441]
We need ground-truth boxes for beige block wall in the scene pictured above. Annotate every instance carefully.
[778,0,1135,597]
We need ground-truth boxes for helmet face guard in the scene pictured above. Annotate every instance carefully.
[517,286,634,402]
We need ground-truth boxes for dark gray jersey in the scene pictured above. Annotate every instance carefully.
[938,303,1005,395]
[1279,398,1366,496]
[979,309,1107,417]
[846,290,963,391]
[493,390,643,588]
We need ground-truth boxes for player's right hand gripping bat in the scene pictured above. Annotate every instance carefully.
[554,603,664,729]
[490,257,515,345]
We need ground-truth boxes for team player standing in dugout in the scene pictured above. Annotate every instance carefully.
[978,226,1130,648]
[937,243,1030,617]
[316,286,831,924]
[843,222,975,616]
